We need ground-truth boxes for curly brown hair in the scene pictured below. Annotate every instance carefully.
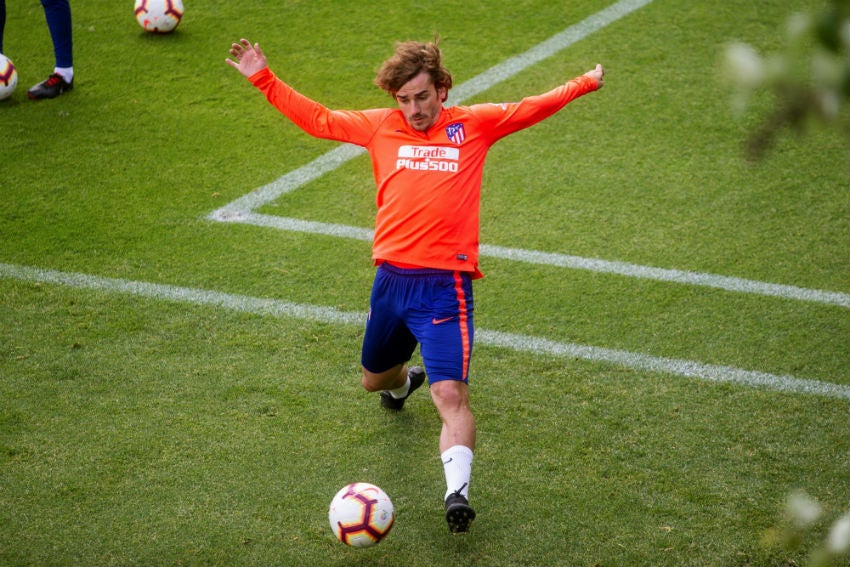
[374,39,453,98]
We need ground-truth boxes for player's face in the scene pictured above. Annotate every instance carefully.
[395,71,446,132]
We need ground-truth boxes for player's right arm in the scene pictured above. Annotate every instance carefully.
[226,39,385,147]
[226,38,268,78]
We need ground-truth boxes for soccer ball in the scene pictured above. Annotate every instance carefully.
[134,0,183,33]
[0,54,18,100]
[328,482,395,547]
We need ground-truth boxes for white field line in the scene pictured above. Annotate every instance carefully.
[2,262,848,402]
[213,212,850,308]
[206,0,850,310]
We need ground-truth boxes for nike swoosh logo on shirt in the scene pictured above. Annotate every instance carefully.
[432,316,454,325]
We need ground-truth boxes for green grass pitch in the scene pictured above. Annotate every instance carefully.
[1,1,848,565]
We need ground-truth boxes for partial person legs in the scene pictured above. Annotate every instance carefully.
[28,0,74,99]
[0,0,7,54]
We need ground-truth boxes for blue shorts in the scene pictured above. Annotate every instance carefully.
[361,263,475,383]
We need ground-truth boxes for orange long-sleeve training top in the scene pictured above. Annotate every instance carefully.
[249,67,599,277]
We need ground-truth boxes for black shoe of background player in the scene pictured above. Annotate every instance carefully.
[28,73,73,100]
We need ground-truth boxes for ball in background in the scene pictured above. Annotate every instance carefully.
[134,0,184,33]
[0,54,18,100]
[328,482,395,547]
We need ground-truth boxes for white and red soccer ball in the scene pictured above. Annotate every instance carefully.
[0,54,18,100]
[134,0,183,33]
[328,482,395,547]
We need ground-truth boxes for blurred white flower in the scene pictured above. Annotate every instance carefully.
[724,42,766,89]
[816,88,840,118]
[786,12,811,40]
[827,513,850,554]
[811,51,845,88]
[786,490,823,528]
[763,53,790,84]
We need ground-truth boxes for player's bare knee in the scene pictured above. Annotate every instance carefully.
[430,380,469,411]
[361,370,381,392]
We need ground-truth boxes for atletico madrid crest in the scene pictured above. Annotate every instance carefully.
[446,122,466,145]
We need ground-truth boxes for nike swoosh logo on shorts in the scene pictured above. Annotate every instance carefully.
[432,316,454,325]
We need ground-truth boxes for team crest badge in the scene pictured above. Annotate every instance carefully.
[446,122,466,145]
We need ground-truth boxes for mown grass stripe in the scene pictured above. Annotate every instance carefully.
[479,330,849,400]
[3,262,847,401]
[481,244,850,308]
[211,212,850,308]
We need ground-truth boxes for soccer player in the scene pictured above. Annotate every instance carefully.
[226,37,604,533]
[0,0,74,100]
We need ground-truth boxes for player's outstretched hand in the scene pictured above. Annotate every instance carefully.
[584,64,604,88]
[226,39,268,78]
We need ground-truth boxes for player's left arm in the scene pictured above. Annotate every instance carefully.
[478,64,605,141]
[226,38,387,146]
[583,64,605,89]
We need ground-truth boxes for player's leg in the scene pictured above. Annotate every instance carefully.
[28,0,73,99]
[432,380,477,505]
[361,364,405,392]
[431,380,476,452]
[0,0,6,54]
[360,264,424,408]
[430,378,477,534]
[42,0,73,71]
[415,270,477,533]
